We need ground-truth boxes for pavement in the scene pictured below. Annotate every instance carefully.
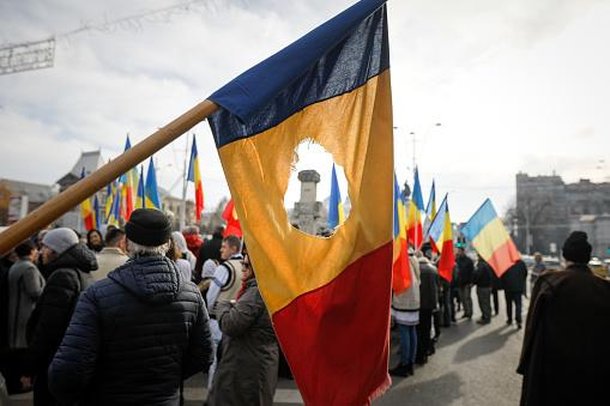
[9,296,527,406]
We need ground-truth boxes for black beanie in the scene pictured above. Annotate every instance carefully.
[125,209,172,247]
[562,231,592,264]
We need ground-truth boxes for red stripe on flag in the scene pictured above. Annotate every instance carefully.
[272,242,393,406]
[487,239,520,277]
[392,239,411,293]
[437,239,455,282]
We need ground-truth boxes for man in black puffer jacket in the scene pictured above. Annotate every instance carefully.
[49,209,213,405]
[25,228,97,405]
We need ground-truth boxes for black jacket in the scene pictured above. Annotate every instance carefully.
[456,255,474,287]
[26,244,96,375]
[49,255,213,405]
[501,260,527,293]
[419,258,439,310]
[517,264,610,405]
[473,261,493,288]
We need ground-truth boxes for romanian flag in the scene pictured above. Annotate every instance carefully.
[392,174,410,293]
[93,194,102,231]
[423,179,436,241]
[435,199,455,282]
[104,181,115,221]
[406,167,425,249]
[79,168,95,231]
[107,184,121,227]
[187,135,204,221]
[425,179,437,221]
[144,157,161,210]
[207,1,393,404]
[120,135,138,220]
[462,198,521,277]
[221,199,242,238]
[327,163,345,229]
[135,166,146,209]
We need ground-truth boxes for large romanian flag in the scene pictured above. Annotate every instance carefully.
[207,0,393,404]
[392,174,410,294]
[462,198,521,277]
[187,135,204,221]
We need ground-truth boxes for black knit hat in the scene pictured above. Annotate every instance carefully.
[562,231,592,264]
[125,209,172,247]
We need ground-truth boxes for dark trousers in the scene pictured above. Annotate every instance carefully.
[476,286,492,322]
[440,285,452,326]
[416,309,433,363]
[504,290,523,324]
[33,371,58,406]
[491,287,500,315]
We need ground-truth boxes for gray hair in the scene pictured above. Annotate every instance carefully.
[127,239,170,257]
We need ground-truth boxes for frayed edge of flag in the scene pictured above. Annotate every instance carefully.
[365,373,392,405]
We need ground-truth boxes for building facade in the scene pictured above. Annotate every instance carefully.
[515,173,610,257]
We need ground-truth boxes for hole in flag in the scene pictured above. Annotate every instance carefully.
[284,139,350,237]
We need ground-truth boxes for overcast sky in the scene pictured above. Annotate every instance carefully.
[1,0,608,222]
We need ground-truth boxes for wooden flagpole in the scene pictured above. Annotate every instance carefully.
[0,100,218,255]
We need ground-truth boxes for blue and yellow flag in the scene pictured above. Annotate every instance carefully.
[327,163,345,229]
[135,166,146,209]
[144,157,161,210]
[208,1,392,404]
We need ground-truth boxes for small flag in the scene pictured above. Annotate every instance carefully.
[425,180,437,221]
[135,166,145,209]
[221,199,242,238]
[461,198,521,277]
[392,174,410,293]
[107,185,121,227]
[407,167,425,249]
[119,135,138,220]
[436,200,455,282]
[327,163,345,229]
[144,157,161,210]
[80,168,95,231]
[104,181,116,221]
[93,194,102,231]
[187,135,205,221]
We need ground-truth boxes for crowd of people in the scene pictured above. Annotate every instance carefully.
[388,242,528,378]
[1,214,609,405]
[0,209,280,405]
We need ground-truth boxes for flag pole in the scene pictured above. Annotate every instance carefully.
[0,100,218,255]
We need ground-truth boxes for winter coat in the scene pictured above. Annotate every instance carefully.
[93,247,128,281]
[207,278,279,406]
[26,243,96,376]
[501,260,527,293]
[392,255,421,311]
[7,259,45,348]
[473,261,493,288]
[48,255,213,405]
[517,264,610,405]
[456,254,474,287]
[418,257,439,310]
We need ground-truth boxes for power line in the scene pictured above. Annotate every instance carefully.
[0,0,246,76]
